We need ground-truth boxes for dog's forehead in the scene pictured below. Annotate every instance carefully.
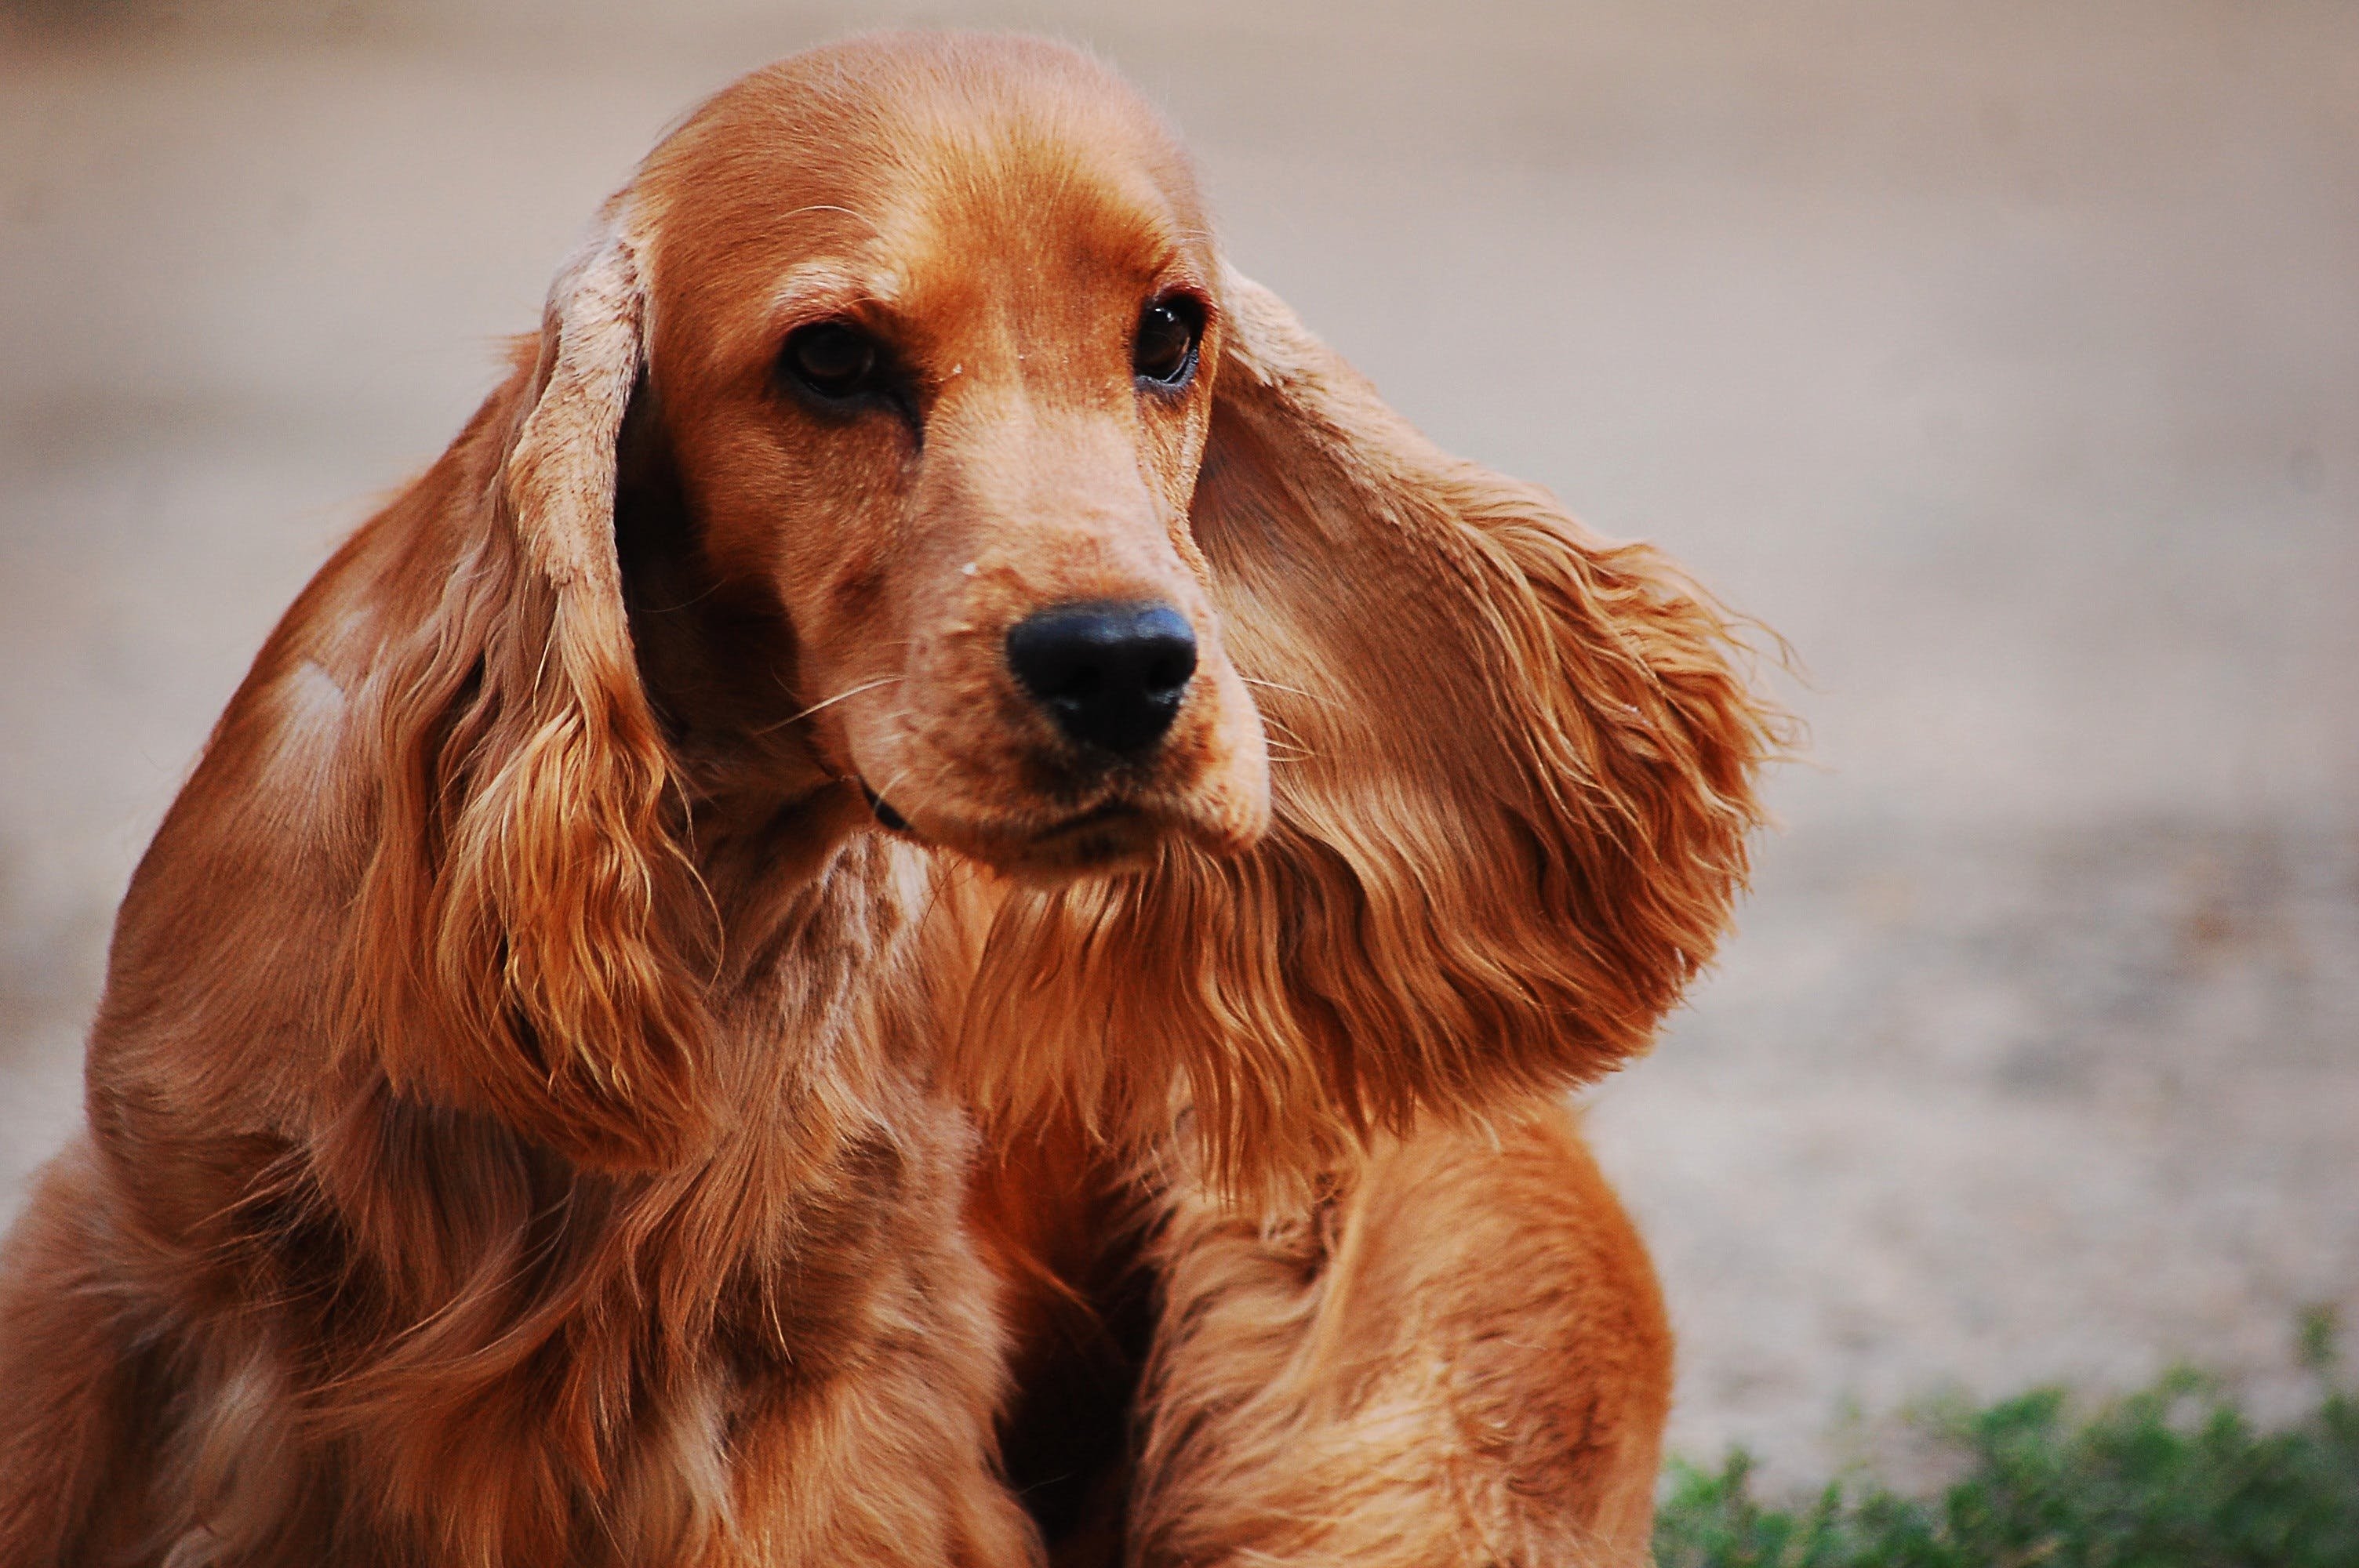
[637,35,1208,337]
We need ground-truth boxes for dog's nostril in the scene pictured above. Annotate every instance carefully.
[1005,601,1198,756]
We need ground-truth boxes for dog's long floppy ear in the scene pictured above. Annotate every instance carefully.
[344,206,714,1171]
[967,267,1785,1196]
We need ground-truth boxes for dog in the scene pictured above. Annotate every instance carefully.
[0,33,1776,1566]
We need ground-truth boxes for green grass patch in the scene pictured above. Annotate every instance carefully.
[1656,1308,2359,1567]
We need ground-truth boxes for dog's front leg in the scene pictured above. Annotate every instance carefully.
[1126,1105,1670,1568]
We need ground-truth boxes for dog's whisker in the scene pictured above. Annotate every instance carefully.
[642,582,728,614]
[862,766,918,833]
[872,766,913,809]
[1256,713,1314,749]
[789,675,903,722]
[1238,674,1336,708]
[755,676,903,735]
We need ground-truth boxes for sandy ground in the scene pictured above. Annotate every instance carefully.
[3,0,2355,1483]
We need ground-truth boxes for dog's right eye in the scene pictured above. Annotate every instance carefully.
[780,322,885,403]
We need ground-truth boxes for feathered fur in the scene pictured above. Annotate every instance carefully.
[0,33,1779,1568]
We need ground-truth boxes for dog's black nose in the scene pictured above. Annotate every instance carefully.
[1005,601,1198,755]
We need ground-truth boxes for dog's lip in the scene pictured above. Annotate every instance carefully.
[857,780,911,833]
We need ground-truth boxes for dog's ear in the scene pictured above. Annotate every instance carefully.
[346,209,714,1171]
[966,268,1785,1197]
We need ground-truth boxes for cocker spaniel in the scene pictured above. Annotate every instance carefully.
[0,33,1776,1568]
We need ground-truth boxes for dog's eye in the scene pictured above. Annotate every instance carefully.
[781,321,885,402]
[1133,296,1203,389]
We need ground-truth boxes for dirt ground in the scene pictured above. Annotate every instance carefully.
[3,0,2354,1483]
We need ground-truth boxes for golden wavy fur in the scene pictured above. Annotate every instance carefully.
[0,33,1777,1567]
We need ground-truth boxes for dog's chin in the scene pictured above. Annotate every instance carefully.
[885,799,1171,884]
[973,807,1170,884]
[860,784,1268,886]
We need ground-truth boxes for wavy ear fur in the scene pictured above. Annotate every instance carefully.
[967,268,1785,1196]
[344,210,714,1171]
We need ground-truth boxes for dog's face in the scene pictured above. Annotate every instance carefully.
[631,39,1267,879]
[348,31,1773,1174]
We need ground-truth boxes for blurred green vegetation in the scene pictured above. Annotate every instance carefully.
[1656,1308,2359,1568]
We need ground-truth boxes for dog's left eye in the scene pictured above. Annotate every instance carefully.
[1133,296,1203,389]
[780,321,886,403]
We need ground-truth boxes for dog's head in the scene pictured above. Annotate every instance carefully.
[351,33,1782,1180]
[612,36,1267,879]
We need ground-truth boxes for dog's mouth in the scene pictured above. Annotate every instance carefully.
[835,651,1271,879]
[859,781,913,834]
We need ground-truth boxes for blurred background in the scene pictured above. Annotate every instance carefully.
[2,0,2353,1480]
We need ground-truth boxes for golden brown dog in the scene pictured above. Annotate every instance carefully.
[0,34,1776,1567]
